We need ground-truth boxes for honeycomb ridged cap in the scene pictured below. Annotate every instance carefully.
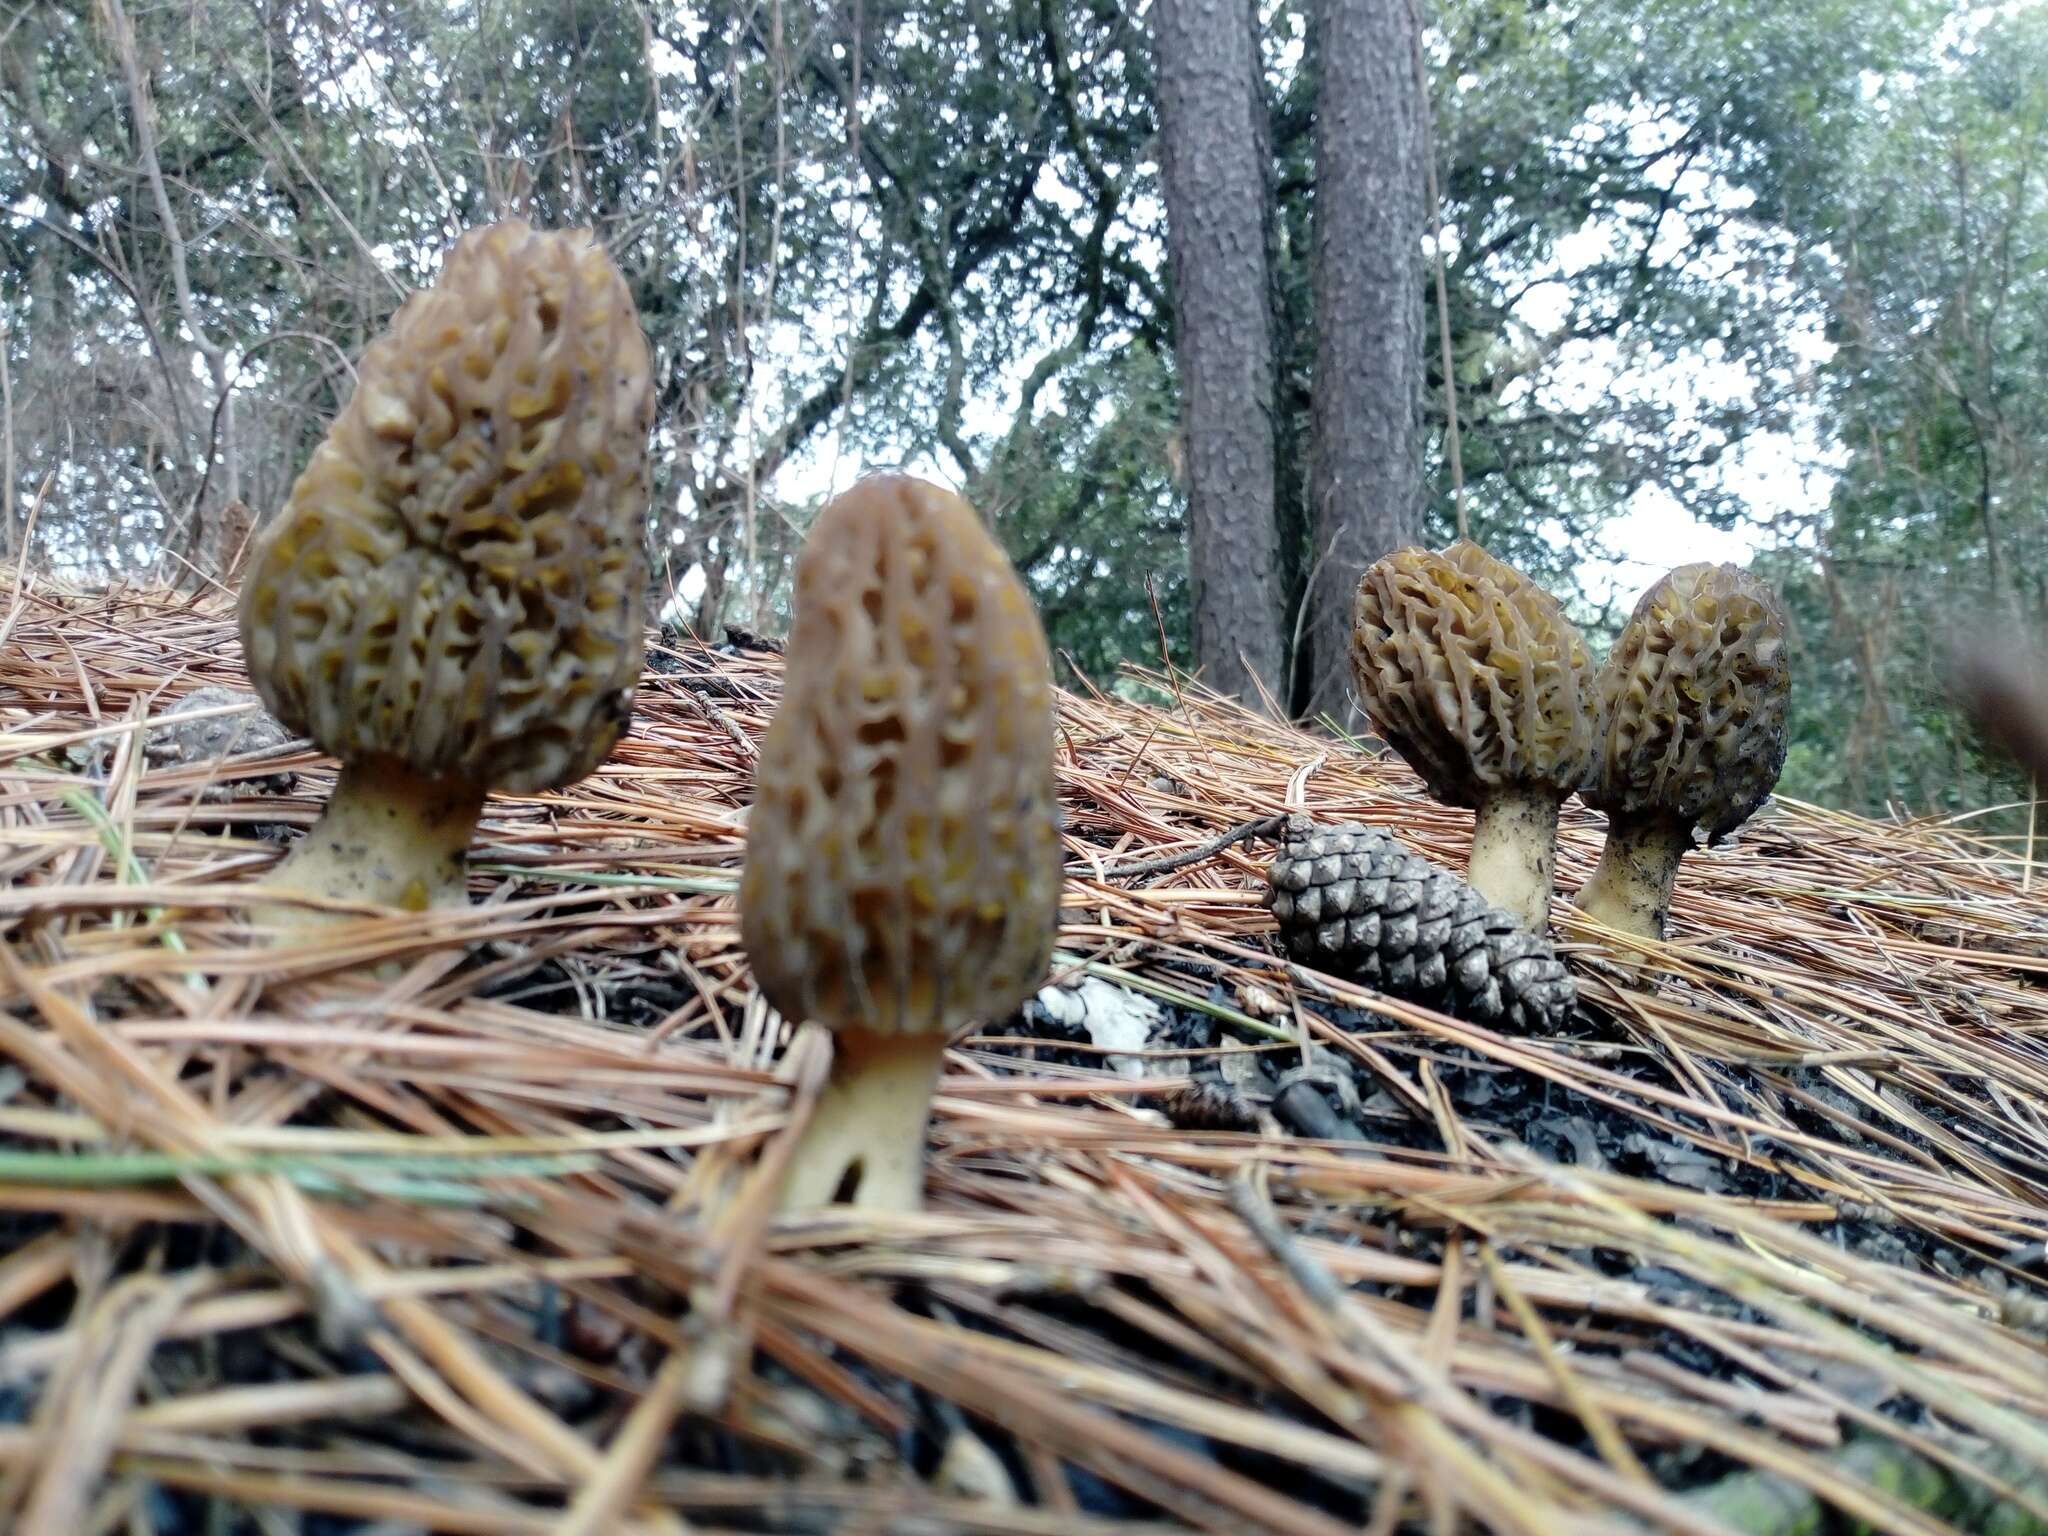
[1589,562,1790,841]
[237,218,654,794]
[1349,541,1597,808]
[740,477,1063,1039]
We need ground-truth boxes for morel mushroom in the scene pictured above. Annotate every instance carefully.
[1575,563,1790,942]
[1350,542,1597,928]
[1265,816,1576,1033]
[740,475,1063,1214]
[238,219,653,930]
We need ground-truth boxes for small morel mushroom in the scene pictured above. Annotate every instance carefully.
[145,687,295,797]
[1265,815,1577,1033]
[1349,541,1597,928]
[740,475,1063,1214]
[238,219,654,931]
[1575,563,1791,942]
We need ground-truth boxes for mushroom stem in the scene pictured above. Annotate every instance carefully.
[1466,786,1562,929]
[776,1027,951,1215]
[1574,810,1693,942]
[258,756,486,932]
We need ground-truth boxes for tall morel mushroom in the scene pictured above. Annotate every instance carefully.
[1575,563,1791,942]
[1349,541,1597,928]
[238,218,654,930]
[741,475,1063,1214]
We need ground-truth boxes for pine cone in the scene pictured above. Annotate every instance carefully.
[1264,816,1576,1033]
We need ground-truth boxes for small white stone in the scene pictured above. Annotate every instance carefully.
[1068,974,1162,1078]
[1035,983,1085,1027]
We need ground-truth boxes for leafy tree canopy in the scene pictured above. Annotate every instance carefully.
[2,0,2038,834]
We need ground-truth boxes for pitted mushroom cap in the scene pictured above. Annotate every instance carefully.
[238,218,654,794]
[1588,562,1790,842]
[740,476,1063,1039]
[1349,541,1597,808]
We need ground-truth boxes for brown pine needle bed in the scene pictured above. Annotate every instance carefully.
[1,571,2044,1535]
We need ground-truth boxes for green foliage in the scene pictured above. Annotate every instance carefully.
[1765,5,2048,832]
[983,343,1189,687]
[1,0,2040,830]
[1414,0,1941,547]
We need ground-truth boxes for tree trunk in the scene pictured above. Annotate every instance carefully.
[1302,0,1426,723]
[196,498,255,587]
[1152,0,1287,708]
[692,510,737,639]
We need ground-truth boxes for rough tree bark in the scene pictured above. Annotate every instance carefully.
[1302,0,1426,722]
[1152,0,1288,708]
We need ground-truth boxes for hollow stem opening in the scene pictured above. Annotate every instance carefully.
[775,1026,951,1215]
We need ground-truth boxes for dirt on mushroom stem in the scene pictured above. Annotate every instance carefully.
[1465,784,1564,929]
[253,754,485,934]
[1573,807,1692,946]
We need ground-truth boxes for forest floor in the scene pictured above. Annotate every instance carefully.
[0,573,2045,1535]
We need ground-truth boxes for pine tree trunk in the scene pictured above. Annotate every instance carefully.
[1302,0,1426,723]
[1152,0,1288,708]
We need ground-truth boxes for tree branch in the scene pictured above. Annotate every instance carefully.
[103,0,236,500]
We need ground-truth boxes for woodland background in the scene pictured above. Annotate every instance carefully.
[1,0,2043,838]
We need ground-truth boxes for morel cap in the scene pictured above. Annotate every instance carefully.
[1349,540,1597,927]
[741,475,1063,1041]
[239,217,654,797]
[1588,561,1790,843]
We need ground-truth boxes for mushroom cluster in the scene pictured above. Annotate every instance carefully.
[238,218,653,931]
[1349,540,1597,928]
[1575,563,1791,941]
[740,475,1063,1214]
[1340,543,1791,965]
